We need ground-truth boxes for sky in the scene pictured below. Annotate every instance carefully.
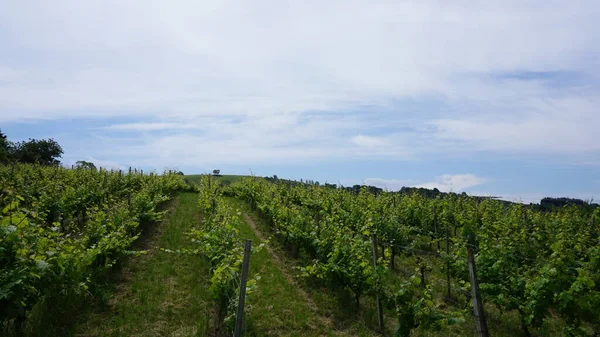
[1,0,599,203]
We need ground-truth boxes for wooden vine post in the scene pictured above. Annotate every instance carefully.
[467,236,489,337]
[234,240,252,337]
[433,206,440,251]
[371,235,384,334]
[446,223,451,300]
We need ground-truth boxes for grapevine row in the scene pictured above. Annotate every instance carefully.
[229,177,599,336]
[164,175,261,333]
[0,164,187,329]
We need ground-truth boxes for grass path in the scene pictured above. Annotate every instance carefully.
[74,192,384,337]
[76,192,345,337]
[227,198,382,337]
[76,193,211,337]
[226,198,335,337]
[240,212,325,320]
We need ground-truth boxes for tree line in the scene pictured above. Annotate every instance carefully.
[0,129,63,166]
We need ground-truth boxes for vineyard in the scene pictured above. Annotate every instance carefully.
[227,176,600,337]
[0,164,187,335]
[2,168,599,336]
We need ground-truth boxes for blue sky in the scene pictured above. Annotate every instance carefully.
[1,0,600,202]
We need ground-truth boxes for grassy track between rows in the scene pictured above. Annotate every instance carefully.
[70,191,451,337]
[225,197,337,337]
[73,191,348,337]
[76,193,211,337]
[227,197,383,337]
[75,192,357,337]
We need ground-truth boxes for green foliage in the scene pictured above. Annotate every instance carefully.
[538,197,591,211]
[0,132,67,166]
[232,178,407,323]
[9,138,64,166]
[393,276,464,337]
[467,204,600,335]
[75,161,96,170]
[0,130,9,164]
[0,164,187,329]
[229,176,600,336]
[165,174,262,332]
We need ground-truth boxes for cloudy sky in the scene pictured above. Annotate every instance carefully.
[1,0,599,202]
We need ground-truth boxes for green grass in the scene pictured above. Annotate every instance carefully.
[225,197,336,337]
[228,197,384,337]
[75,192,212,337]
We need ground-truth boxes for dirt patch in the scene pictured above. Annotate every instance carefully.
[241,213,334,329]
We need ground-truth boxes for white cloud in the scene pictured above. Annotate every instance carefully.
[105,122,200,131]
[432,96,600,154]
[0,0,599,165]
[338,179,363,187]
[86,114,360,167]
[352,135,388,148]
[417,174,488,192]
[1,1,598,111]
[363,178,415,191]
[364,174,488,192]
